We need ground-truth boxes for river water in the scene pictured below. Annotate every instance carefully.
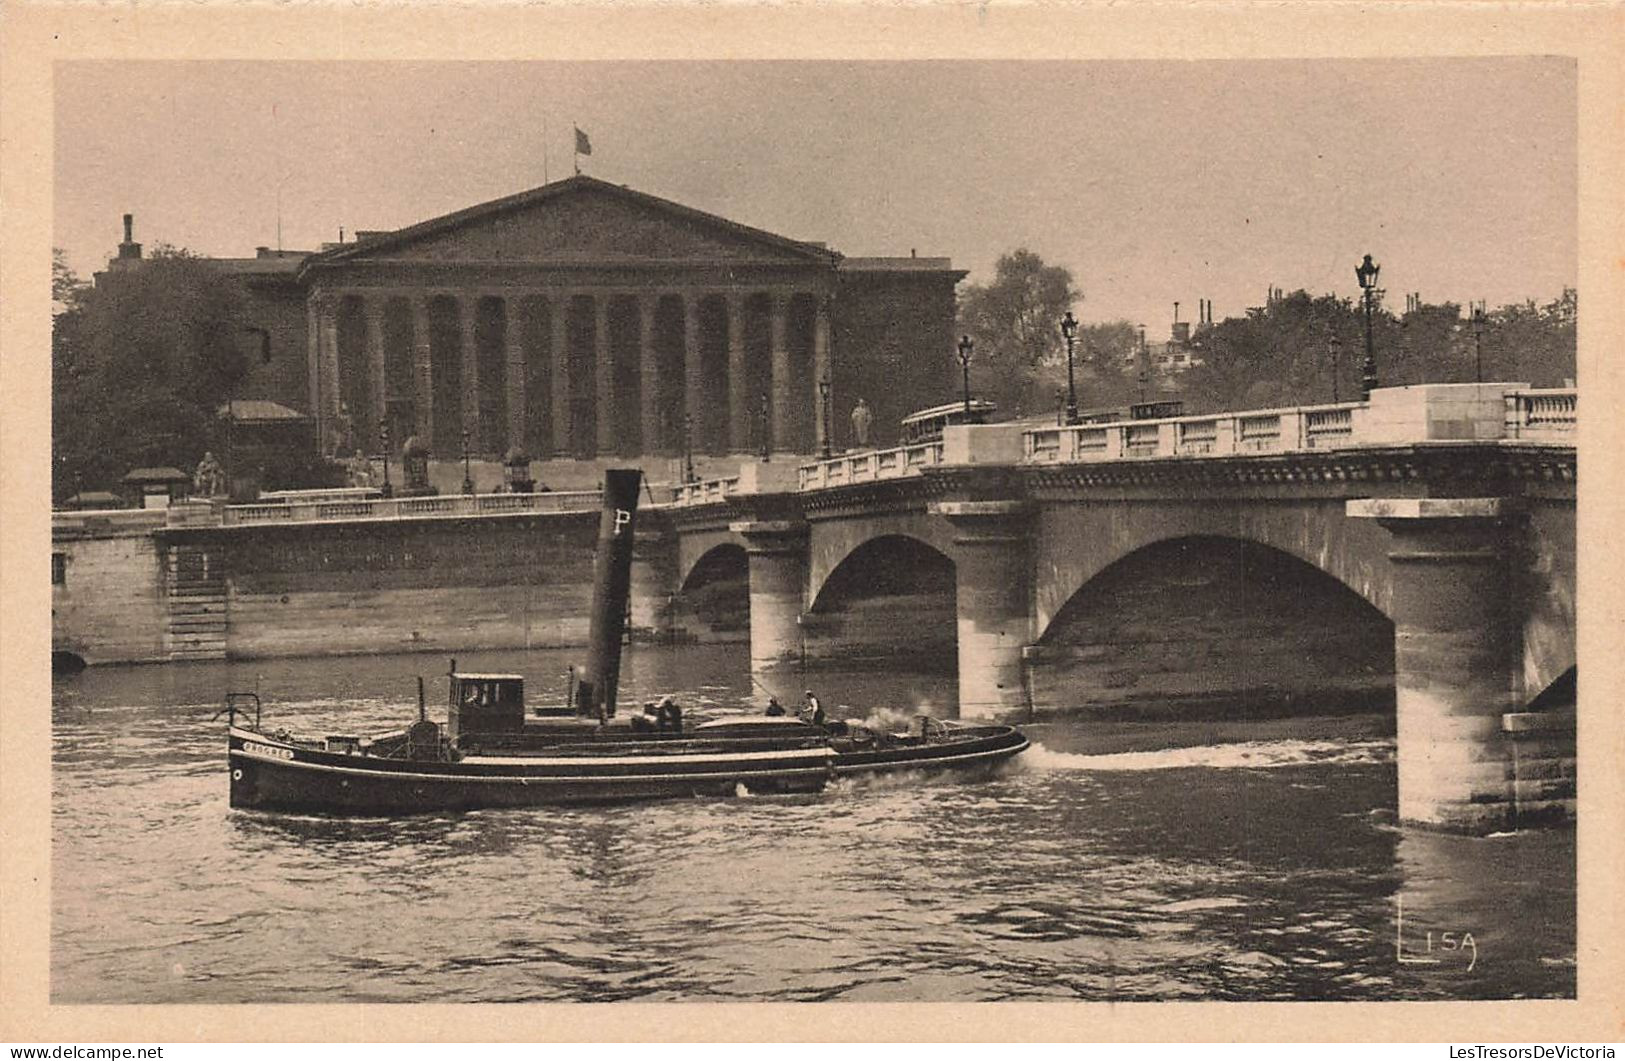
[51,644,1574,1003]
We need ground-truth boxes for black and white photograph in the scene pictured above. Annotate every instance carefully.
[6,2,1621,1043]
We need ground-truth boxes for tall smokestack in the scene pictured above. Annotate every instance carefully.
[579,468,643,719]
[1174,301,1181,324]
[117,213,142,261]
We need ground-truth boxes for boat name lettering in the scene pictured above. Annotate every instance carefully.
[240,741,295,761]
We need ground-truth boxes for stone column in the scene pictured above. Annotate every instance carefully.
[1348,497,1521,833]
[930,500,1034,720]
[317,294,341,456]
[305,297,322,452]
[594,295,615,456]
[503,295,527,457]
[637,295,660,454]
[410,296,434,445]
[730,520,809,675]
[628,524,676,642]
[727,293,748,453]
[769,293,791,451]
[683,294,704,456]
[364,296,388,452]
[458,296,481,453]
[813,294,832,453]
[550,292,571,458]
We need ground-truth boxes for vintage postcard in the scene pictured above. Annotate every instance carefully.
[2,0,1621,1045]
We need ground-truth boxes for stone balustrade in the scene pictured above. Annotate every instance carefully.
[218,490,600,526]
[1505,388,1577,440]
[796,442,945,491]
[1025,400,1365,463]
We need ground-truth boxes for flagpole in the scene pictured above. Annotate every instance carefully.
[573,118,580,176]
[542,114,550,185]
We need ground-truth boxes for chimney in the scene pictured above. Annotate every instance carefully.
[1173,301,1181,324]
[117,213,142,261]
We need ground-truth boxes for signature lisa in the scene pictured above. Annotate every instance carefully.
[1396,896,1478,972]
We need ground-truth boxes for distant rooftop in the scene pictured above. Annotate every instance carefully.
[840,256,962,275]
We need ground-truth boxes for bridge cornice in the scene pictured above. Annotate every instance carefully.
[1019,442,1574,501]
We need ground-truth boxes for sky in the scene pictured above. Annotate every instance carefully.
[54,58,1576,340]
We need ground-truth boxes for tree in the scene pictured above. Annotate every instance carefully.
[52,246,250,500]
[955,249,1081,417]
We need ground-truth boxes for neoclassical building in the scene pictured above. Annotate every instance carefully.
[100,176,967,461]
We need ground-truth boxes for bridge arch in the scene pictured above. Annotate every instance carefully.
[801,534,958,670]
[672,542,749,642]
[1033,499,1395,638]
[1030,534,1395,717]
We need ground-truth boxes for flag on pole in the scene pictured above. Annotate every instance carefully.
[574,127,592,156]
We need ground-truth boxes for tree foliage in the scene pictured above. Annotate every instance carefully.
[955,249,1081,417]
[1177,288,1576,414]
[52,246,250,499]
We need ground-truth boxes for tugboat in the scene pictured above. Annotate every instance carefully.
[224,469,1027,814]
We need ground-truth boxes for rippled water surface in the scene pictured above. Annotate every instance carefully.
[52,645,1574,1002]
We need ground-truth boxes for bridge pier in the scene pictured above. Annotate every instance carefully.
[930,501,1033,720]
[730,520,810,677]
[1350,498,1522,834]
[628,525,676,641]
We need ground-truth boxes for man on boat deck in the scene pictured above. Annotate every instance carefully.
[801,690,826,726]
[655,694,683,734]
[629,702,660,733]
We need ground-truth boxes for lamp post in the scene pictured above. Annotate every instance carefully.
[682,412,695,483]
[758,392,771,462]
[379,421,393,498]
[1356,253,1381,399]
[1137,324,1149,403]
[1471,303,1487,384]
[1060,311,1080,425]
[460,427,474,495]
[1327,333,1343,404]
[956,335,975,418]
[818,374,833,460]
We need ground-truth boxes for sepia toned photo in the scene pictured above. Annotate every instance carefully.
[6,4,1620,1042]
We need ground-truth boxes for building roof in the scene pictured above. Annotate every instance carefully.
[122,466,190,484]
[299,175,842,275]
[218,399,308,422]
[64,491,124,506]
[201,255,310,276]
[839,256,964,276]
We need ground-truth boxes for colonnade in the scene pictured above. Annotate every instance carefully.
[308,285,833,461]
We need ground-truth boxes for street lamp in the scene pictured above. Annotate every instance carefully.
[682,412,695,483]
[379,421,393,498]
[1356,253,1381,398]
[758,392,771,462]
[1327,333,1343,404]
[1471,303,1487,384]
[818,374,833,460]
[460,426,474,495]
[1137,324,1149,403]
[956,335,975,417]
[1060,311,1080,425]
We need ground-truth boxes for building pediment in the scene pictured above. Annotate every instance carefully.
[301,176,839,273]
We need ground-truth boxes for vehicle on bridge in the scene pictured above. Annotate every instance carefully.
[900,399,998,444]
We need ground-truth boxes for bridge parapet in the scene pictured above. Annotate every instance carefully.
[217,489,601,527]
[1025,384,1574,464]
[1505,388,1576,440]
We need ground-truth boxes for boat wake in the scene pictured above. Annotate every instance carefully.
[1020,738,1394,772]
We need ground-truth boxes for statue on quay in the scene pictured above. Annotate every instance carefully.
[193,451,226,498]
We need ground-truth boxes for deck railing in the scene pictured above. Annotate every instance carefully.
[1023,401,1370,464]
[670,476,741,506]
[797,442,945,491]
[1505,389,1577,440]
[219,490,601,526]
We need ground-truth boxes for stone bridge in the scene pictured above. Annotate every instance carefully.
[52,383,1576,832]
[655,384,1576,833]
